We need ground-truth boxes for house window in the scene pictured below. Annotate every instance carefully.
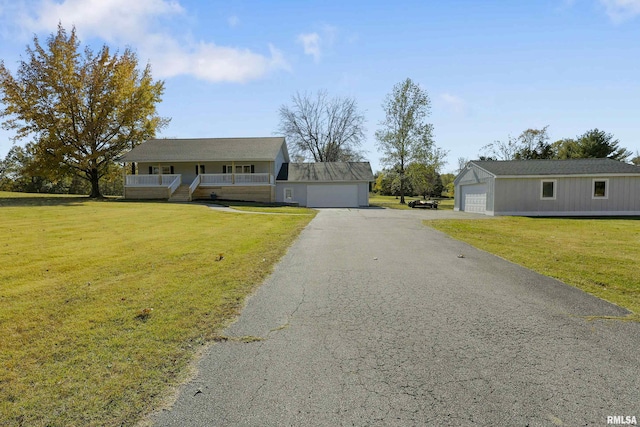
[541,180,556,200]
[593,179,608,199]
[223,165,255,173]
[152,166,172,174]
[284,188,293,200]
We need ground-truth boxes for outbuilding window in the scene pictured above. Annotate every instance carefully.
[593,179,608,199]
[541,180,556,200]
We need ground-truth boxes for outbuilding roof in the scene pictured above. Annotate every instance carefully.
[470,158,640,176]
[120,137,288,162]
[277,162,374,182]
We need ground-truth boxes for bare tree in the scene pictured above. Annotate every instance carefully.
[277,90,366,162]
[457,157,469,173]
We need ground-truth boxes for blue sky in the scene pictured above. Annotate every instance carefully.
[0,0,639,173]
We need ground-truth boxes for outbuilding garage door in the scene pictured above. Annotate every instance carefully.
[460,184,487,213]
[307,184,359,208]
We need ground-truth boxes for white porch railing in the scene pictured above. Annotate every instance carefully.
[167,175,181,196]
[199,173,272,185]
[126,174,181,186]
[189,174,201,197]
[125,173,274,190]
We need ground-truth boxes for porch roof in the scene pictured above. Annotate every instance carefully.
[120,137,288,163]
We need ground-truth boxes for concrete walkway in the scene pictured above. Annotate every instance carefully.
[150,208,639,426]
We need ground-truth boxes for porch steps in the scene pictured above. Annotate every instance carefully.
[168,184,191,202]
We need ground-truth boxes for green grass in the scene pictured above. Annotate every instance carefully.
[369,193,454,210]
[425,216,640,320]
[0,192,315,426]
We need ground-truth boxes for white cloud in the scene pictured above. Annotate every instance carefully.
[20,0,288,83]
[297,32,321,62]
[440,93,469,116]
[599,0,640,21]
[296,25,340,63]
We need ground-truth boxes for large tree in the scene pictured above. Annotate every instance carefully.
[277,90,366,162]
[555,128,632,161]
[375,78,445,204]
[0,24,168,198]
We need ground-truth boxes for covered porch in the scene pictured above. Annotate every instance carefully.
[123,173,275,201]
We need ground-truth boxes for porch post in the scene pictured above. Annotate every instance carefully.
[232,161,235,184]
[122,163,127,198]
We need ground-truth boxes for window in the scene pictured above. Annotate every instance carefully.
[224,164,255,174]
[284,188,293,200]
[541,180,556,200]
[593,179,608,199]
[152,166,172,174]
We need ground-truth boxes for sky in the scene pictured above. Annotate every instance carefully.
[0,0,639,174]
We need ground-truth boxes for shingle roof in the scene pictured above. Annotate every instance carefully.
[471,158,640,176]
[277,162,374,182]
[120,137,288,162]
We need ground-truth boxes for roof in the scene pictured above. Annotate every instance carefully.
[470,158,640,177]
[277,162,374,182]
[120,137,288,162]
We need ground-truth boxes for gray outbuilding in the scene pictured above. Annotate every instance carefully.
[454,158,640,216]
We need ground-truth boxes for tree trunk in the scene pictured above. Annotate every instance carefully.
[89,168,102,198]
[399,171,406,204]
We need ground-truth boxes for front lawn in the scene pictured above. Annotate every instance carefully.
[0,192,315,426]
[426,217,640,319]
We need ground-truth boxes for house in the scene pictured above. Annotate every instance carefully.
[454,158,640,216]
[120,137,374,207]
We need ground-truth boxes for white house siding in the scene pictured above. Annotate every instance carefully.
[493,176,640,216]
[275,183,309,206]
[357,182,370,207]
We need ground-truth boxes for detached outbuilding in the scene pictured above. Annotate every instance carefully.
[454,158,640,216]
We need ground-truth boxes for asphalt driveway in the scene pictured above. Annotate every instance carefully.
[150,208,639,426]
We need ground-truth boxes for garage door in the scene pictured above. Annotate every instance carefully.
[307,184,359,208]
[460,184,487,213]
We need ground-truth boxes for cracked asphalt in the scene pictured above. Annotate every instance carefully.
[150,208,640,426]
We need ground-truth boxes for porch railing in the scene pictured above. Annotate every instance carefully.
[189,174,201,197]
[125,173,274,188]
[167,175,181,196]
[126,174,181,186]
[199,173,272,185]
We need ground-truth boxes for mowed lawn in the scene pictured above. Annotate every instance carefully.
[426,216,640,320]
[0,192,315,426]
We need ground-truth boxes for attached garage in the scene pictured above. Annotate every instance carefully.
[276,162,374,208]
[307,184,359,208]
[460,184,487,213]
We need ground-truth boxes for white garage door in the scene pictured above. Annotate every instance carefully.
[461,184,487,213]
[307,184,359,208]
